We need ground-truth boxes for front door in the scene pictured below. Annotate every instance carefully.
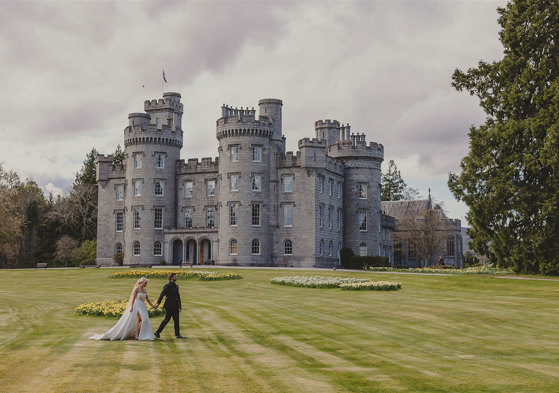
[200,245,204,265]
[173,240,183,265]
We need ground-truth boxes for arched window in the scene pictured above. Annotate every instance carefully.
[251,239,260,255]
[114,242,122,255]
[359,243,367,257]
[284,240,293,255]
[154,241,162,256]
[329,240,333,256]
[319,239,324,256]
[133,241,141,256]
[230,239,238,255]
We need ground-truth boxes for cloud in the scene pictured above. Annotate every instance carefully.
[0,0,507,225]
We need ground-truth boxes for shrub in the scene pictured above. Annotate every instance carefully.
[73,240,96,266]
[113,252,124,266]
[343,255,390,270]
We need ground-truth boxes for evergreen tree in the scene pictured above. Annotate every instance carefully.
[448,0,559,274]
[75,148,98,186]
[381,160,407,201]
[112,144,125,166]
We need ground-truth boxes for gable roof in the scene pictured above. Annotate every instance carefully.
[381,199,433,220]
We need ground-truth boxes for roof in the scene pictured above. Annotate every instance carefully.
[381,199,434,220]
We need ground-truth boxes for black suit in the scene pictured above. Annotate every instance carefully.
[155,281,182,337]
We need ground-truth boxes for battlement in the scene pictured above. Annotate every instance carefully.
[124,122,183,149]
[327,137,384,161]
[144,92,183,113]
[315,119,340,129]
[96,154,126,181]
[298,137,327,149]
[176,157,219,174]
[278,151,300,168]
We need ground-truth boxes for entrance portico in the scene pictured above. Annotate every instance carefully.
[164,228,219,265]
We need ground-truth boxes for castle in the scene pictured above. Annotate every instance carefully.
[95,92,395,267]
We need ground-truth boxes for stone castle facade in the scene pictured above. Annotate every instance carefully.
[95,92,394,267]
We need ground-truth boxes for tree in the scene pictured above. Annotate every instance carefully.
[55,235,79,267]
[75,148,98,186]
[112,144,125,166]
[0,164,24,267]
[448,0,559,274]
[382,160,419,201]
[51,184,98,242]
[394,206,456,268]
[381,160,407,201]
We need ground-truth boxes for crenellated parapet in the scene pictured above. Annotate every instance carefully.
[278,151,300,168]
[144,92,183,113]
[216,104,273,140]
[96,154,126,181]
[176,157,219,174]
[124,122,183,149]
[327,138,384,161]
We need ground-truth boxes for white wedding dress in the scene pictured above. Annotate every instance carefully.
[89,292,154,341]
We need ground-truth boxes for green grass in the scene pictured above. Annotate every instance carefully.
[1,268,558,392]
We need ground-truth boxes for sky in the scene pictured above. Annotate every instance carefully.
[0,0,507,225]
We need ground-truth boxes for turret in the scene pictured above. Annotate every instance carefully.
[144,92,183,131]
[315,119,340,147]
[258,98,283,141]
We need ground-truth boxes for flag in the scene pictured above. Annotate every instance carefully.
[162,70,167,83]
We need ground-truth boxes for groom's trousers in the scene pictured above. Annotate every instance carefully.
[156,308,180,337]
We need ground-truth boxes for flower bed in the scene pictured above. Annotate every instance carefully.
[367,266,513,275]
[270,275,401,290]
[75,300,165,318]
[111,270,242,280]
[339,281,401,290]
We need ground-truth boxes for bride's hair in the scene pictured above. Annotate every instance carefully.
[128,277,148,309]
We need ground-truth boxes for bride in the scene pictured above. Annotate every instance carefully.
[90,277,155,341]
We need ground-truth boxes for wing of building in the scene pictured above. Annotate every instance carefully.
[95,93,396,267]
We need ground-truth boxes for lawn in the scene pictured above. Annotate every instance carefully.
[0,268,558,393]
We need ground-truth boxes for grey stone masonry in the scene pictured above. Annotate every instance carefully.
[96,93,393,267]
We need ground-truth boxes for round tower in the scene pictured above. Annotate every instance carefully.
[327,132,384,257]
[123,92,183,265]
[315,119,340,147]
[216,102,276,265]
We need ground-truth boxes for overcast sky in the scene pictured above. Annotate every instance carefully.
[0,0,507,225]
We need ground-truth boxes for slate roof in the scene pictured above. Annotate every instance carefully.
[381,199,440,221]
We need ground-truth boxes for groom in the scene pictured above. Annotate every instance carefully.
[154,272,186,339]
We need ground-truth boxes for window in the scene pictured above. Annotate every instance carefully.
[283,175,293,193]
[206,208,215,228]
[283,204,293,227]
[154,180,163,196]
[284,240,293,255]
[329,240,333,256]
[328,207,333,229]
[318,176,323,193]
[252,203,260,226]
[185,208,193,228]
[359,243,367,256]
[154,241,162,256]
[319,204,324,228]
[358,183,367,199]
[206,180,216,196]
[230,239,238,255]
[155,153,164,168]
[319,239,324,255]
[114,242,122,255]
[230,174,239,192]
[185,181,193,198]
[229,203,238,226]
[358,210,367,231]
[133,241,140,256]
[133,208,141,229]
[116,185,124,201]
[133,153,142,169]
[154,207,163,229]
[337,209,342,231]
[230,145,239,162]
[252,239,260,255]
[328,179,333,196]
[447,237,455,256]
[115,211,124,232]
[251,174,262,191]
[252,145,262,162]
[337,182,342,199]
[133,179,143,197]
